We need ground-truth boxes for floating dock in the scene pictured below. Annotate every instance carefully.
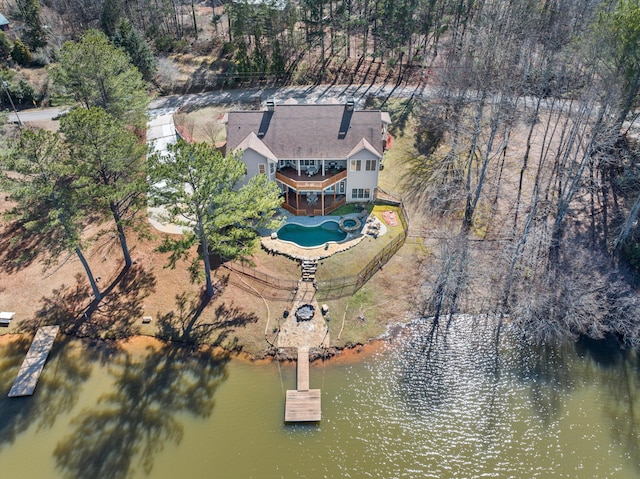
[8,326,60,397]
[285,346,321,422]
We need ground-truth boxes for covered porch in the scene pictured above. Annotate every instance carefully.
[281,189,346,216]
[276,168,347,216]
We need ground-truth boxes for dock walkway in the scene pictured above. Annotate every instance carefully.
[8,326,60,397]
[285,346,321,422]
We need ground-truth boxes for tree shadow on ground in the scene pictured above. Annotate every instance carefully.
[19,265,156,340]
[0,336,96,452]
[156,286,258,346]
[0,221,52,273]
[53,343,230,479]
[83,264,157,339]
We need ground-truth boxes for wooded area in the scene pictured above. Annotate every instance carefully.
[1,0,640,348]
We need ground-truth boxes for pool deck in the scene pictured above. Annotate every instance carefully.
[261,213,373,261]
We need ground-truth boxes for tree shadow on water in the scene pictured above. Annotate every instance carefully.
[0,336,94,451]
[53,343,230,479]
[512,338,576,425]
[590,345,640,475]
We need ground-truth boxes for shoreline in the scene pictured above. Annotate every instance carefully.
[0,330,389,365]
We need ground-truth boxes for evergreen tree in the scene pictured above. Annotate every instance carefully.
[112,18,157,81]
[270,38,286,77]
[60,107,148,269]
[11,38,32,66]
[51,29,149,128]
[0,129,102,300]
[147,139,282,297]
[0,32,12,64]
[16,0,47,50]
[100,0,124,38]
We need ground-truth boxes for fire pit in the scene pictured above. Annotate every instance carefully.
[295,304,315,321]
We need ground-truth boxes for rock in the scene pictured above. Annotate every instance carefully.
[321,304,329,314]
[271,232,278,239]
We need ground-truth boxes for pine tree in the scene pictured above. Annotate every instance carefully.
[147,140,282,297]
[1,129,102,301]
[50,29,149,128]
[112,19,157,81]
[16,0,47,50]
[60,107,148,269]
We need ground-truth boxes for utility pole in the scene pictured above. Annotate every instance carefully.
[0,77,22,127]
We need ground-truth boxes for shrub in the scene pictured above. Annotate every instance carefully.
[11,39,33,66]
[11,78,37,105]
[0,73,37,106]
[30,48,51,67]
[0,32,12,63]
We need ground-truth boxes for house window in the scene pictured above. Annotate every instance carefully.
[301,160,315,167]
[259,164,266,174]
[352,188,370,199]
[365,159,376,171]
[350,160,361,171]
[270,163,275,174]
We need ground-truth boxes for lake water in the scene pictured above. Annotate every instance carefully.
[0,317,638,478]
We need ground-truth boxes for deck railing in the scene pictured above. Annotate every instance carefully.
[322,197,346,215]
[282,203,306,216]
[276,169,347,191]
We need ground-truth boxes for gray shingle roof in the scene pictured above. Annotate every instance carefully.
[225,104,385,159]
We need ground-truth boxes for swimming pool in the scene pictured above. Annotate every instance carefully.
[277,221,347,248]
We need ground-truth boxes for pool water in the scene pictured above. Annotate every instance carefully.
[277,221,347,247]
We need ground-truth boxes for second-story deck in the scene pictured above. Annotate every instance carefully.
[275,167,347,191]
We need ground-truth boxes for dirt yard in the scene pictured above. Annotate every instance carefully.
[0,99,425,359]
[0,199,423,358]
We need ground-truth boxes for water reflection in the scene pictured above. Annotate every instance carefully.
[1,317,639,478]
[582,339,640,476]
[54,344,229,479]
[510,338,577,424]
[376,316,640,477]
[605,354,640,475]
[0,337,93,451]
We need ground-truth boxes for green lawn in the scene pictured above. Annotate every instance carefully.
[315,205,404,280]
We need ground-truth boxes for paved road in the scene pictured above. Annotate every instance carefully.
[7,107,66,124]
[8,83,639,135]
[148,83,432,113]
[6,83,427,123]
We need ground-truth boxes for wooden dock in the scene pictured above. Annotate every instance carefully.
[8,326,60,398]
[284,346,321,422]
[297,345,310,390]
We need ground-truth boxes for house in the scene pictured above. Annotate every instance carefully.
[0,13,9,32]
[223,100,392,216]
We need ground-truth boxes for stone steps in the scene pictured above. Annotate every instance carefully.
[301,260,318,282]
